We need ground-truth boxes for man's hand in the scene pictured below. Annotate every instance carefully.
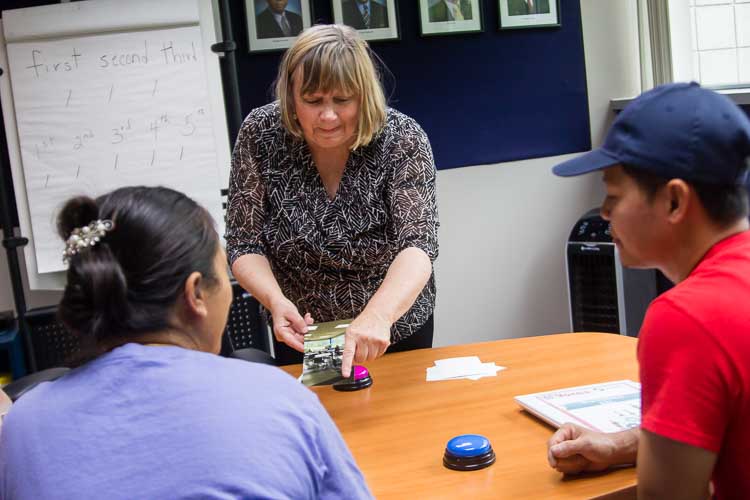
[547,423,630,474]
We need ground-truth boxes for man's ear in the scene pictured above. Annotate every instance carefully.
[664,179,691,223]
[183,271,209,318]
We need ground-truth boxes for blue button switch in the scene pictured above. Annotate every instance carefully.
[446,434,491,457]
[443,434,496,471]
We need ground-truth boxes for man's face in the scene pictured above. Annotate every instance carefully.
[600,165,669,269]
[266,0,288,14]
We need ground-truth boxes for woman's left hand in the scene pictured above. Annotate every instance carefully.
[341,310,391,377]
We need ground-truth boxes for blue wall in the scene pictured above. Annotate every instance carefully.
[0,0,591,172]
[229,1,591,169]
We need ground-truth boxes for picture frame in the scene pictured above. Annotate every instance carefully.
[498,0,560,30]
[418,0,483,37]
[331,0,400,42]
[245,0,313,53]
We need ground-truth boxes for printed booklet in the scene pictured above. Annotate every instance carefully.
[515,380,641,432]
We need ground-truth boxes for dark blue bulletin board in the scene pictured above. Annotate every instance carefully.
[227,1,591,170]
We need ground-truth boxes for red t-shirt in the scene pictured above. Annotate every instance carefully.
[639,230,750,499]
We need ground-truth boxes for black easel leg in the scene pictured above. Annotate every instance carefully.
[0,66,37,372]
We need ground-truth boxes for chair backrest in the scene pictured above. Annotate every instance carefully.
[25,307,80,371]
[228,347,276,366]
[3,367,71,402]
[24,282,270,371]
[220,281,270,356]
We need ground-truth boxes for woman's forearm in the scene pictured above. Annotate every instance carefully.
[230,254,287,310]
[362,247,432,325]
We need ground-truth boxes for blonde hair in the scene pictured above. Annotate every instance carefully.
[275,24,387,150]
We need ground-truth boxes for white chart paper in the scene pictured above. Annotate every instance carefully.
[6,25,222,273]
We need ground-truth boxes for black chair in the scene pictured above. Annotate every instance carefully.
[3,367,71,402]
[20,282,272,373]
[221,281,271,358]
[25,307,81,371]
[228,347,276,366]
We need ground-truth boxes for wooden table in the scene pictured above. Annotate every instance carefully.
[283,332,639,499]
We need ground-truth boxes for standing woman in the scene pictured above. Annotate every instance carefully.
[226,24,438,375]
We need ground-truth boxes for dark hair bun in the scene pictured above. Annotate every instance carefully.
[57,196,99,240]
[57,195,129,343]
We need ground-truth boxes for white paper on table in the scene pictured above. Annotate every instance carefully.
[465,364,506,380]
[434,356,482,369]
[427,363,497,379]
[426,359,506,382]
[430,356,483,377]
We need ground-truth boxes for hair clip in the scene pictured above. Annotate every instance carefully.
[62,219,114,264]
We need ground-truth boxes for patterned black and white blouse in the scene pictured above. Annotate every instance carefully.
[226,102,439,343]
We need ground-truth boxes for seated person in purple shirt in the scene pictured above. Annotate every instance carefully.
[0,186,371,500]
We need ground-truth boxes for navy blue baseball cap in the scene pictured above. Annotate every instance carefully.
[553,82,750,185]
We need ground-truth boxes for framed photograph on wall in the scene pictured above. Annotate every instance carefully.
[498,0,560,30]
[419,0,482,37]
[245,0,312,53]
[332,0,400,42]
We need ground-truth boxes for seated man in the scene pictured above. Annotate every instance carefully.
[548,82,750,498]
[0,186,371,499]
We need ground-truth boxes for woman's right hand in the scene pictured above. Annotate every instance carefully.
[269,297,314,352]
